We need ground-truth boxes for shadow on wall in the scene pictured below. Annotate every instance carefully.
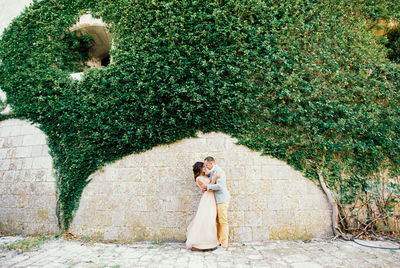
[69,132,332,242]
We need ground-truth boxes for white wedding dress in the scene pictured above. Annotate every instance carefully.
[185,176,219,250]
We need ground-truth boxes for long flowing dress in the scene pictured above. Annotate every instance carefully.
[185,175,219,250]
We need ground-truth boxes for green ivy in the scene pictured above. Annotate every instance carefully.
[0,0,399,232]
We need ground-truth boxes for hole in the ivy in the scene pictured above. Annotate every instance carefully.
[70,14,112,70]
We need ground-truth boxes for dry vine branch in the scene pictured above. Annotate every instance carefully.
[317,170,352,240]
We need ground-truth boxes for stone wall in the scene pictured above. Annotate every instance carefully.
[69,132,332,242]
[0,119,58,234]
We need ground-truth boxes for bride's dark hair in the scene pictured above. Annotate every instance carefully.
[193,161,204,181]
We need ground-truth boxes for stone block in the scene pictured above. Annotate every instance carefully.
[94,210,112,226]
[280,195,300,210]
[258,179,272,194]
[2,138,13,148]
[229,195,250,211]
[30,170,47,182]
[166,212,184,228]
[227,180,240,195]
[46,172,56,182]
[104,226,120,240]
[204,135,225,150]
[244,211,263,227]
[248,195,268,211]
[12,171,23,183]
[229,166,246,180]
[0,127,12,137]
[125,196,148,212]
[9,159,24,170]
[100,167,117,181]
[294,210,315,226]
[15,147,32,158]
[0,149,6,159]
[19,170,31,182]
[233,226,252,242]
[289,180,308,195]
[247,179,266,195]
[37,182,56,195]
[275,210,296,226]
[22,158,33,169]
[5,194,17,208]
[0,159,10,170]
[261,166,290,180]
[144,153,169,167]
[146,197,165,212]
[224,137,242,152]
[124,210,146,227]
[184,138,208,153]
[6,148,16,158]
[318,196,330,210]
[22,134,46,146]
[0,136,23,149]
[34,196,52,209]
[41,145,50,156]
[252,226,270,241]
[31,145,43,157]
[118,226,140,240]
[12,136,24,147]
[3,170,16,181]
[115,167,136,181]
[6,181,19,195]
[0,182,5,195]
[230,211,245,227]
[262,210,276,226]
[19,125,37,136]
[299,195,319,210]
[32,156,52,169]
[266,196,283,210]
[86,226,105,239]
[268,225,297,240]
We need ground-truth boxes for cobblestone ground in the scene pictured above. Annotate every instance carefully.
[1,236,399,267]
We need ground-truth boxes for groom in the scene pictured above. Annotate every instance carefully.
[201,156,231,251]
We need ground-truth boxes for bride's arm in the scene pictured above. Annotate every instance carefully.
[196,177,206,188]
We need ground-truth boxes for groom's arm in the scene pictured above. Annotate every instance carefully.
[206,177,225,191]
[210,173,220,184]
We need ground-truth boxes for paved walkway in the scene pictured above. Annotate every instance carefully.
[0,236,399,267]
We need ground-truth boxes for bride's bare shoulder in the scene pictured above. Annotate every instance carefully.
[196,176,209,183]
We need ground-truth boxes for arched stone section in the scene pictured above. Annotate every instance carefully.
[70,14,112,68]
[0,119,58,234]
[70,132,332,241]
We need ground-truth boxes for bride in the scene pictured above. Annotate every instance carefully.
[186,162,219,251]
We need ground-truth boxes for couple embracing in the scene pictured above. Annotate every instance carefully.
[186,156,231,252]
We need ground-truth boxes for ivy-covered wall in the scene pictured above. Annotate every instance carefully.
[0,0,399,233]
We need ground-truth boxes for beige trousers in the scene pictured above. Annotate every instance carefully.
[216,202,229,248]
